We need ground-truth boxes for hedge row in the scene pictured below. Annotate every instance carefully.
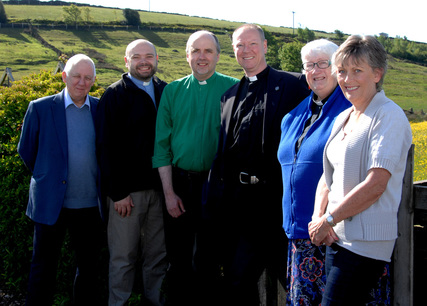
[0,70,105,303]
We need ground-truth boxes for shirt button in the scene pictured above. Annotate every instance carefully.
[62,180,66,184]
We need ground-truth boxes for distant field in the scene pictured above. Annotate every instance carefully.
[0,27,242,87]
[385,58,427,112]
[1,3,426,113]
[3,4,296,35]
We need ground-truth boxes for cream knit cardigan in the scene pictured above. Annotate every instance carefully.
[323,90,412,261]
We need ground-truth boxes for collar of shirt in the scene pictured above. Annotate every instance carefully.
[244,66,269,84]
[64,88,91,110]
[191,71,217,86]
[128,72,153,89]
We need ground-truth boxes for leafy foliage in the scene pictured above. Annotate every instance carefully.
[334,29,344,40]
[297,27,315,42]
[123,8,141,26]
[378,35,427,65]
[0,0,7,23]
[263,27,281,69]
[0,69,104,300]
[278,40,304,72]
[62,4,81,26]
[81,7,93,24]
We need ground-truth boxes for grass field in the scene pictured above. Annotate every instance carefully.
[4,4,296,35]
[2,4,425,110]
[1,3,426,181]
[2,26,426,110]
[385,58,427,112]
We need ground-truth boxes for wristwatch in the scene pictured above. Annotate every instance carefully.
[326,212,336,227]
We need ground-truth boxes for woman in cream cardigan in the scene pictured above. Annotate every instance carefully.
[308,35,412,305]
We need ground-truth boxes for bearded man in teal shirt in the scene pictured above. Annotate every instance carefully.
[153,30,238,305]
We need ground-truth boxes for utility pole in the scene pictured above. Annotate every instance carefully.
[292,11,295,36]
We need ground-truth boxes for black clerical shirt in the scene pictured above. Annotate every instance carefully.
[227,67,270,176]
[295,88,336,153]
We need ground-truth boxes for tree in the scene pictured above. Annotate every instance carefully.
[123,8,141,26]
[377,35,393,53]
[263,27,281,69]
[0,0,7,23]
[278,40,304,72]
[62,4,82,26]
[334,29,344,40]
[81,7,93,24]
[297,27,315,42]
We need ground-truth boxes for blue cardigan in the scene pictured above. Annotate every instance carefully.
[277,87,351,239]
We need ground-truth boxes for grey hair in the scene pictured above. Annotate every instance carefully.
[63,54,96,78]
[301,39,338,64]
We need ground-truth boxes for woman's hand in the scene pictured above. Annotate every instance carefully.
[309,215,338,246]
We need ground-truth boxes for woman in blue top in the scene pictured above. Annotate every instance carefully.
[277,39,351,305]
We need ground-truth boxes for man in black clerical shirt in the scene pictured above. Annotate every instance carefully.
[207,24,310,305]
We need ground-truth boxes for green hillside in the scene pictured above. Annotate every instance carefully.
[1,3,426,115]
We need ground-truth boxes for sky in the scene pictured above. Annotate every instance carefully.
[48,0,426,43]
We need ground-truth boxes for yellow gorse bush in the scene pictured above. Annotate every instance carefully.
[411,121,427,182]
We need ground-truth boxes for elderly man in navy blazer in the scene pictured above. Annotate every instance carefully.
[18,54,105,305]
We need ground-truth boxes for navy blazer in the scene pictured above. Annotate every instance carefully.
[18,90,100,225]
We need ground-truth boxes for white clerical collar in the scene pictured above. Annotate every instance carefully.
[64,88,90,109]
[248,75,258,82]
[194,72,216,85]
[128,73,152,87]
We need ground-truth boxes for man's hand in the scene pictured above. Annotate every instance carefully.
[158,165,186,218]
[114,195,135,217]
[165,192,185,218]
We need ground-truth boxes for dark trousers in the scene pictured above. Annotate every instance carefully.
[162,167,217,306]
[220,182,287,306]
[26,207,106,306]
[322,243,386,306]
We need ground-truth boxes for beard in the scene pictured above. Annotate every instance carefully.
[131,63,157,82]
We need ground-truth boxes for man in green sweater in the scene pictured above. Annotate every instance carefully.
[153,30,238,305]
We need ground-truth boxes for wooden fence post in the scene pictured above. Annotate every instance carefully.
[0,67,15,87]
[393,145,414,306]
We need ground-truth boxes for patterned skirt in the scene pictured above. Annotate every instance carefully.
[286,239,391,306]
[286,239,326,306]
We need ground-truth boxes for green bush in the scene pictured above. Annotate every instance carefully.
[0,0,7,23]
[278,40,304,72]
[123,8,141,26]
[0,70,104,302]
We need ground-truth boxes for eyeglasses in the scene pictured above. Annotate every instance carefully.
[302,60,331,72]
